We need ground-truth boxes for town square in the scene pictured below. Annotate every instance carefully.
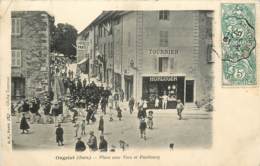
[11,10,214,151]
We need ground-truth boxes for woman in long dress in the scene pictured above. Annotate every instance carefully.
[20,113,30,134]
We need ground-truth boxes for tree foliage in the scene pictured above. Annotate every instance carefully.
[51,23,77,58]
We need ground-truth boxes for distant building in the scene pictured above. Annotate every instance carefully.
[11,11,54,100]
[78,11,214,107]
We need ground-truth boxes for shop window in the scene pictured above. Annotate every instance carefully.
[158,57,169,72]
[11,50,22,67]
[160,31,168,47]
[159,11,169,20]
[12,18,21,36]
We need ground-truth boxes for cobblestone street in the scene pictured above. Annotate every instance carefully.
[12,107,212,151]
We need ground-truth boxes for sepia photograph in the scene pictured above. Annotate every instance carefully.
[10,10,214,151]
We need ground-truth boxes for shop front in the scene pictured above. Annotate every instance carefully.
[142,76,185,109]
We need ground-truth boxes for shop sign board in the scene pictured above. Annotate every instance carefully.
[148,49,179,56]
[150,76,178,82]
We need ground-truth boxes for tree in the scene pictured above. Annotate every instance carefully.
[52,23,77,58]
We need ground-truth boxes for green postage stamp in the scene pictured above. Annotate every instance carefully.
[222,4,256,86]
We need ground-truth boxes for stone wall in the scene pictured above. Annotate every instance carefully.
[11,11,52,98]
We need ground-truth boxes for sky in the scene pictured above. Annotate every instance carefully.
[48,6,103,33]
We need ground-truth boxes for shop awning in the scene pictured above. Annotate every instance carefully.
[77,58,89,74]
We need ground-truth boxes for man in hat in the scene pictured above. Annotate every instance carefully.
[75,137,86,152]
[100,96,107,115]
[129,97,135,114]
[86,105,93,125]
[55,123,64,146]
[87,131,97,151]
[176,99,184,120]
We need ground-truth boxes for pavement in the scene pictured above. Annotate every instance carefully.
[12,105,212,151]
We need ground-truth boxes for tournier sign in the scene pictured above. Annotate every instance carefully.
[148,49,179,55]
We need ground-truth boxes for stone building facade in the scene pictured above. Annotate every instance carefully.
[77,11,214,107]
[11,11,54,100]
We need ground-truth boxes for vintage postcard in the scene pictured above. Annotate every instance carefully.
[0,0,260,166]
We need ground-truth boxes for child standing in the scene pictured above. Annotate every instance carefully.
[116,106,122,121]
[81,120,86,136]
[147,111,153,129]
[98,116,104,135]
[56,123,64,146]
[74,120,80,137]
[176,99,184,120]
[139,117,147,140]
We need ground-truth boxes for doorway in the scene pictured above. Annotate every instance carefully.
[124,75,133,101]
[185,80,194,102]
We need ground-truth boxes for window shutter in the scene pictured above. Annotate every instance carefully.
[11,50,15,66]
[12,19,15,34]
[17,50,21,66]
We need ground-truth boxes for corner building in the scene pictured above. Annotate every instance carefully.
[11,11,53,100]
[78,11,214,108]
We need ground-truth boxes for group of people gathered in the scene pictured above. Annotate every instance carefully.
[12,76,185,151]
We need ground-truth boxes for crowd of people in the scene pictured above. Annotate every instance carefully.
[12,61,185,151]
